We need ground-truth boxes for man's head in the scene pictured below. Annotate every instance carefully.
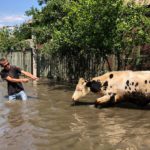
[0,58,10,70]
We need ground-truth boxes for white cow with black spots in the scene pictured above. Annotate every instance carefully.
[72,71,150,106]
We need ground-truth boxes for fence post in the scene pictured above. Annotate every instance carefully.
[30,36,37,77]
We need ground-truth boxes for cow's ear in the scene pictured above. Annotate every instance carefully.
[78,78,85,84]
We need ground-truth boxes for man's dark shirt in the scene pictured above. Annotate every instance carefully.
[0,65,24,95]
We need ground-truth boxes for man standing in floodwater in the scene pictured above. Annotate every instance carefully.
[0,58,38,101]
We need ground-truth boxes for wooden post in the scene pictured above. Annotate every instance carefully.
[30,36,37,77]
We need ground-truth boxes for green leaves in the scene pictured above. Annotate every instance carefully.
[0,28,16,52]
[1,0,149,70]
[0,24,33,52]
[25,0,149,67]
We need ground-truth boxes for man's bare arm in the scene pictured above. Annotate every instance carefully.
[5,76,29,83]
[21,70,38,80]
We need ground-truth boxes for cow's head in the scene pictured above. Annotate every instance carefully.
[72,78,101,102]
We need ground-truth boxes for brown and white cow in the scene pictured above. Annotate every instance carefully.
[72,71,150,106]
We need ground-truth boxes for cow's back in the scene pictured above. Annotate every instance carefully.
[93,71,150,96]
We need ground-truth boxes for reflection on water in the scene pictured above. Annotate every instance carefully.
[0,79,150,150]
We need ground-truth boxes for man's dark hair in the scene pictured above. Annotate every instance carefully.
[0,58,8,66]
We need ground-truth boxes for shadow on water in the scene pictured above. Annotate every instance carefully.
[115,102,150,110]
[70,101,95,106]
[27,96,39,99]
[71,100,150,110]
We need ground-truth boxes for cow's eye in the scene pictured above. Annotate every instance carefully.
[81,81,85,84]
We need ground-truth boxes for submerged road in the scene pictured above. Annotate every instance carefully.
[0,79,150,150]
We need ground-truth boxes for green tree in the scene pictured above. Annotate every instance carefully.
[113,2,150,69]
[0,26,31,53]
[0,28,17,52]
[26,0,66,45]
[13,23,32,40]
[26,0,150,70]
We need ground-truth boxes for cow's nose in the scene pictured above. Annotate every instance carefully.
[71,98,77,106]
[72,98,75,103]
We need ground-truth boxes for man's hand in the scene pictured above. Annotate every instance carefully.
[21,70,38,81]
[31,76,38,80]
[21,78,29,83]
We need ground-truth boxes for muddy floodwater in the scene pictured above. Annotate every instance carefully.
[0,79,150,150]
